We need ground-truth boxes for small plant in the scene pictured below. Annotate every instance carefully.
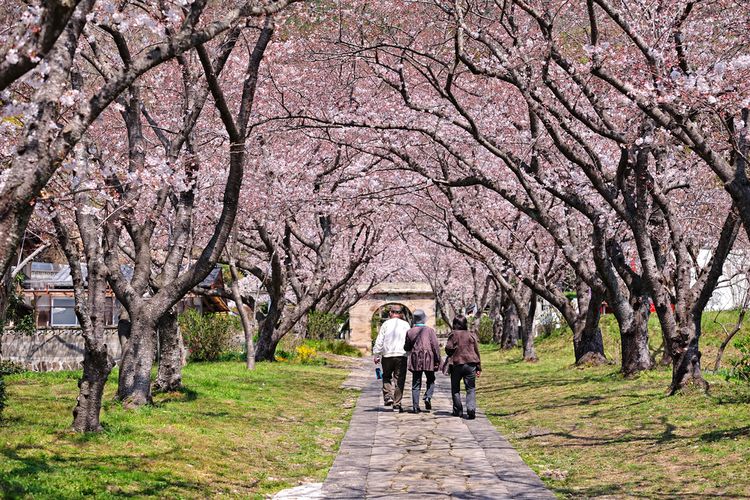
[295,345,318,364]
[179,310,240,362]
[536,309,562,339]
[305,339,362,357]
[5,273,36,334]
[306,311,341,340]
[0,360,25,376]
[477,315,494,344]
[15,314,36,335]
[275,349,292,362]
[727,335,750,383]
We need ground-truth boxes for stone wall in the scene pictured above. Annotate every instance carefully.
[1,329,122,371]
[349,295,436,354]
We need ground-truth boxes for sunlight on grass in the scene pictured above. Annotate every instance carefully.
[0,362,356,498]
[479,314,750,499]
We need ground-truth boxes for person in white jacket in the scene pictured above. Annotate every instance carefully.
[373,306,410,412]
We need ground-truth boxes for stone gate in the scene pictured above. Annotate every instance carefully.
[348,282,436,353]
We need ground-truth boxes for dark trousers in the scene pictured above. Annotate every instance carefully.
[411,370,436,410]
[450,363,477,414]
[381,356,406,406]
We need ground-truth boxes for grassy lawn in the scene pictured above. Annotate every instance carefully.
[479,312,750,499]
[0,361,357,499]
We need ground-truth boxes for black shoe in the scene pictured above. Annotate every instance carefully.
[410,407,421,414]
[393,405,403,413]
[467,410,476,420]
[424,399,431,410]
[384,399,393,406]
[452,410,461,417]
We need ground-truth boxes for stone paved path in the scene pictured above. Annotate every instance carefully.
[321,359,555,499]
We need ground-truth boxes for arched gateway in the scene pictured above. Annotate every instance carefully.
[349,282,436,353]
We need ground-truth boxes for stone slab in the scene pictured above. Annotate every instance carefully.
[320,358,555,499]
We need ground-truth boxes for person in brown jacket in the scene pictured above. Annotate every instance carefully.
[445,315,481,419]
[403,309,441,413]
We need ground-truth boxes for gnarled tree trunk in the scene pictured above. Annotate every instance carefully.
[616,296,654,377]
[255,299,283,362]
[229,261,256,370]
[155,309,184,392]
[500,300,519,349]
[72,344,115,432]
[117,316,157,407]
[53,209,115,432]
[520,294,538,362]
[572,289,607,366]
[255,325,283,362]
[0,261,13,361]
[669,319,708,394]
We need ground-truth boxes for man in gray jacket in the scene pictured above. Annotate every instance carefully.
[373,306,410,412]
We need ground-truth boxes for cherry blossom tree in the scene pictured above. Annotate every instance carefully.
[0,0,300,323]
[278,0,746,388]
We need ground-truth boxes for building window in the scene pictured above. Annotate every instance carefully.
[36,295,51,328]
[51,297,79,327]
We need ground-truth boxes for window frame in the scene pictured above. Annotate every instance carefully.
[51,296,80,327]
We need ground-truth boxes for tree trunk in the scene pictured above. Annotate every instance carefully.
[254,300,283,362]
[72,342,115,432]
[492,319,503,344]
[0,261,13,359]
[255,323,282,362]
[491,312,503,344]
[243,305,257,369]
[616,296,654,377]
[521,319,537,362]
[659,343,674,367]
[488,293,503,344]
[500,300,519,349]
[117,311,131,355]
[229,262,256,370]
[668,319,709,394]
[521,296,538,362]
[117,316,157,408]
[573,291,607,366]
[0,205,32,301]
[154,309,184,392]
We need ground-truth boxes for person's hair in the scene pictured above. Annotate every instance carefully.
[452,315,468,330]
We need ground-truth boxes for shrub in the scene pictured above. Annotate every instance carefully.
[0,360,25,376]
[179,310,240,362]
[306,311,341,340]
[275,349,292,362]
[14,314,36,334]
[295,345,318,364]
[5,273,36,335]
[477,315,494,344]
[305,339,362,357]
[727,335,750,383]
[536,309,562,339]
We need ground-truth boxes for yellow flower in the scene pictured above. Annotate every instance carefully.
[295,345,318,364]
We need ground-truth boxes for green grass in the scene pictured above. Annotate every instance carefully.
[302,339,362,357]
[0,362,357,499]
[479,312,750,499]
